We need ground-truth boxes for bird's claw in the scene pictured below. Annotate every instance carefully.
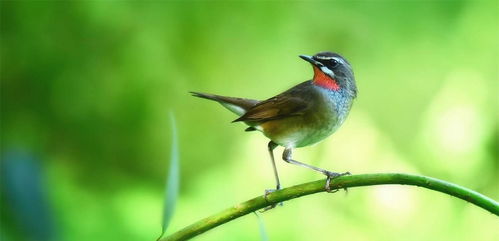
[324,171,351,193]
[261,188,283,212]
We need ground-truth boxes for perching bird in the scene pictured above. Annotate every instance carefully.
[191,51,357,195]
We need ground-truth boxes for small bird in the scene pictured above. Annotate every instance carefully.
[191,51,357,194]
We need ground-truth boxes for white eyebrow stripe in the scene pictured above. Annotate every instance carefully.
[334,57,347,65]
[315,56,346,65]
[315,56,334,60]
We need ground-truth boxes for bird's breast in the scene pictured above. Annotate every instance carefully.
[261,87,353,148]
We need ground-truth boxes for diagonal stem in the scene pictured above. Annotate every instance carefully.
[159,173,499,241]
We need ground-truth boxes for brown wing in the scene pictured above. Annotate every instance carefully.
[233,96,309,123]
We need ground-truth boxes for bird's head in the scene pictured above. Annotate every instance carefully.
[300,52,357,97]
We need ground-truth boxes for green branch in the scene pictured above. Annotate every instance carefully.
[159,173,499,241]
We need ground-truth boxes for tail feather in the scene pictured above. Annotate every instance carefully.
[190,91,260,116]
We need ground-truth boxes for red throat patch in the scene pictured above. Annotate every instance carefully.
[312,66,340,91]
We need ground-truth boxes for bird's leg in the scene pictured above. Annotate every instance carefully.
[282,148,350,193]
[268,141,281,191]
[262,141,282,211]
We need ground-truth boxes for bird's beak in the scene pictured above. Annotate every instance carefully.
[299,55,323,67]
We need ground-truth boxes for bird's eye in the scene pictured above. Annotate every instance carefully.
[330,59,339,68]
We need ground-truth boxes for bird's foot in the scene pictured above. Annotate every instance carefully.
[261,186,283,212]
[324,171,351,193]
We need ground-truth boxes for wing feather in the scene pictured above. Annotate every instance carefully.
[233,96,309,123]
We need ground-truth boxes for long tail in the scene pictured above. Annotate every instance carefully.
[190,91,260,116]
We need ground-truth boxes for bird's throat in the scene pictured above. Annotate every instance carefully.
[312,66,340,91]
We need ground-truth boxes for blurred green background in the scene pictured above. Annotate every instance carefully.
[1,1,498,241]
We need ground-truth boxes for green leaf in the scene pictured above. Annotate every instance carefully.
[254,212,268,241]
[157,112,180,240]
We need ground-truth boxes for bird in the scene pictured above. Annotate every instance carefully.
[191,51,357,196]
